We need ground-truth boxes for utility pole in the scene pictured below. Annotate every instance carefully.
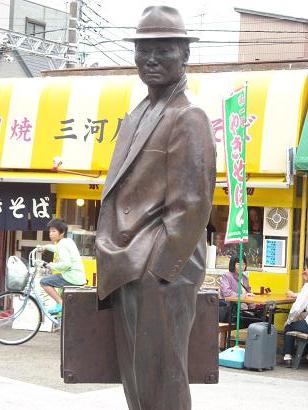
[66,0,79,68]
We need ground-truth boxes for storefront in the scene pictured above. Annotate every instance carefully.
[0,68,307,295]
[0,177,104,286]
[201,69,308,296]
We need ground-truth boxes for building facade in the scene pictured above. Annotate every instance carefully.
[0,0,69,78]
[0,62,308,319]
[235,8,308,63]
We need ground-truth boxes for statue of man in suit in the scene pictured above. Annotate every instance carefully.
[96,6,216,410]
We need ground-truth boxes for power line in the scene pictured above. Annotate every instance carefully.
[25,27,67,36]
[79,8,130,44]
[84,36,121,66]
[2,47,306,61]
[79,25,308,34]
[2,48,305,68]
[79,1,133,42]
[80,0,112,25]
[79,26,132,64]
[79,6,133,65]
[7,27,304,43]
[80,37,308,46]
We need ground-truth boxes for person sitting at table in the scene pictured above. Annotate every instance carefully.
[283,260,308,367]
[220,255,253,300]
[220,255,258,326]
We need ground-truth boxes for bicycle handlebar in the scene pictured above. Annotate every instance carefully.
[29,248,36,267]
[29,248,46,268]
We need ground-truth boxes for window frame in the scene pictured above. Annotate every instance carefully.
[25,18,46,39]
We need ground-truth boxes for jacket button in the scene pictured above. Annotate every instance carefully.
[121,233,130,244]
[124,207,130,214]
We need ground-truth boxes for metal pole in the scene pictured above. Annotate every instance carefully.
[66,0,78,68]
[235,242,243,347]
[298,174,307,291]
[235,83,248,348]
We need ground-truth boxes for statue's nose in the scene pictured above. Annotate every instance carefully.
[146,50,159,64]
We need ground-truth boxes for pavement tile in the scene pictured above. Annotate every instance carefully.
[1,370,308,410]
[1,332,308,409]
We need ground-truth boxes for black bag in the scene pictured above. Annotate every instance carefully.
[219,299,229,323]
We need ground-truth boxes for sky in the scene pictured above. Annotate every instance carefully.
[46,0,308,66]
[102,0,308,25]
[33,0,308,23]
[1,0,307,66]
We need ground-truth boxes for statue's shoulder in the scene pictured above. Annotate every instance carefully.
[171,91,206,113]
[171,96,210,124]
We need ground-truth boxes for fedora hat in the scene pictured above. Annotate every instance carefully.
[123,6,199,42]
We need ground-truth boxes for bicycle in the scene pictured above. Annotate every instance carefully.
[0,248,62,345]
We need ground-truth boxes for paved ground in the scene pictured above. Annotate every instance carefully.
[0,331,307,409]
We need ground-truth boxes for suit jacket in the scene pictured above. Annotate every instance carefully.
[96,76,216,300]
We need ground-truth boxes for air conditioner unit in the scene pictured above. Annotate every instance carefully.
[263,207,290,237]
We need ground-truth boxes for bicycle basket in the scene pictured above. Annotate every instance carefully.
[6,256,30,291]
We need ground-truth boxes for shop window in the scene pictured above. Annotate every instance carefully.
[42,230,50,241]
[69,231,96,258]
[15,230,51,261]
[59,199,100,259]
[210,205,263,271]
[248,207,263,235]
[213,232,237,269]
[21,231,37,240]
[60,199,100,231]
[210,205,237,270]
[245,233,263,269]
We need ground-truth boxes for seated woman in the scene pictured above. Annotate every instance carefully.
[220,255,253,299]
[220,255,256,325]
[283,260,308,367]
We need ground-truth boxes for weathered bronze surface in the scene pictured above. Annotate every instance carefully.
[95,6,216,410]
[61,288,219,384]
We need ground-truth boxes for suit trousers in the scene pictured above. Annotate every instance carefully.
[112,270,199,410]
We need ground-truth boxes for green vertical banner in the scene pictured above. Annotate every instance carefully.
[223,87,248,244]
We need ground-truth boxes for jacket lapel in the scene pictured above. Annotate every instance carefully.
[102,99,150,199]
[103,76,187,200]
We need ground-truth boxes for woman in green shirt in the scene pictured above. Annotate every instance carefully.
[39,219,87,315]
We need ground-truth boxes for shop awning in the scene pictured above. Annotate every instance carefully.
[295,111,308,171]
[215,175,289,189]
[0,70,307,175]
[0,170,106,185]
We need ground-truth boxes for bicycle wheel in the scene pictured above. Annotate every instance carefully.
[0,291,42,345]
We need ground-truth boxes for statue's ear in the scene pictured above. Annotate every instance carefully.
[184,48,190,64]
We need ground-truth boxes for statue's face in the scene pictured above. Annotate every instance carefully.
[135,38,188,87]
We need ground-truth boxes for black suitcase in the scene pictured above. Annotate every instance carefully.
[61,287,219,384]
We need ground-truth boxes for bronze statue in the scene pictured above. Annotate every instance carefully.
[96,6,216,410]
